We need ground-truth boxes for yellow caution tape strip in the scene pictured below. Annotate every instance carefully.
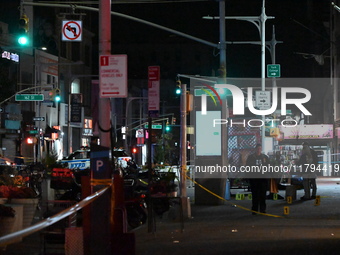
[90,178,112,186]
[138,179,149,185]
[137,172,326,218]
[139,173,284,217]
[185,175,284,218]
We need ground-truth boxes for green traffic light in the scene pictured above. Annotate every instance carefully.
[18,35,28,45]
[54,89,61,102]
[166,126,170,131]
[175,88,181,95]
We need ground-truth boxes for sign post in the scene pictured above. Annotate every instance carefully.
[15,94,44,101]
[99,55,128,98]
[148,66,160,117]
[256,91,271,110]
[62,20,82,42]
[144,124,162,129]
[267,64,281,77]
[33,117,45,121]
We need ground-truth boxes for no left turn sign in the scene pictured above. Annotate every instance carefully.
[62,20,82,42]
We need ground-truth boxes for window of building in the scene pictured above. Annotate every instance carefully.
[71,79,80,93]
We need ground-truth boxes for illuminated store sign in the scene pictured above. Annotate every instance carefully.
[1,50,19,63]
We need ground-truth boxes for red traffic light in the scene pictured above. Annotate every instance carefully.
[132,148,137,154]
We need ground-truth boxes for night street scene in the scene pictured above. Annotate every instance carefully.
[1,0,340,254]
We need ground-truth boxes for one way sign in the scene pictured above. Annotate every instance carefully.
[255,91,271,110]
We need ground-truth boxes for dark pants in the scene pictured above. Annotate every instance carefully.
[249,179,268,213]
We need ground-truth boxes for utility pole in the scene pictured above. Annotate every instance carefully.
[99,1,111,147]
[260,0,267,151]
[204,0,274,152]
[87,1,112,255]
[179,82,189,215]
[219,0,228,201]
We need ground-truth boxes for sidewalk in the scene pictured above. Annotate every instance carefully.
[2,177,340,255]
[133,177,340,255]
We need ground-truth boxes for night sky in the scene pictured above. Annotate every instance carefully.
[109,0,330,78]
[0,0,331,78]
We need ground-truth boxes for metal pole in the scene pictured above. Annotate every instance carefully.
[147,115,153,232]
[34,52,37,163]
[180,83,187,199]
[90,1,111,254]
[219,0,226,69]
[68,81,72,155]
[219,0,227,167]
[261,0,266,151]
[99,0,111,147]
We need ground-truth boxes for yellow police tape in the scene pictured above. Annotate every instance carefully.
[139,175,284,218]
[138,179,149,185]
[90,178,112,186]
[185,175,284,218]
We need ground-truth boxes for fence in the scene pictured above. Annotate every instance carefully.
[0,186,109,247]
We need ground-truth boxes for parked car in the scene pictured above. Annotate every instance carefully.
[60,146,132,170]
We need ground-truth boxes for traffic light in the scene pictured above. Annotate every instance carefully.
[171,117,176,125]
[54,89,61,102]
[26,136,37,144]
[49,88,61,102]
[165,121,171,132]
[132,147,137,154]
[18,14,29,46]
[175,80,181,95]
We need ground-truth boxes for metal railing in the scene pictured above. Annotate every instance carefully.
[0,186,109,246]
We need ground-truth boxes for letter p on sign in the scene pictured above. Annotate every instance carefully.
[96,160,104,171]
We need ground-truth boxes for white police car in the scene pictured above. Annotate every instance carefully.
[61,147,132,170]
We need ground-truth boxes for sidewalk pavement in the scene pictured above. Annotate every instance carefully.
[133,177,340,255]
[2,177,340,255]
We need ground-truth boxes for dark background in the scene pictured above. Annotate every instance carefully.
[0,0,331,78]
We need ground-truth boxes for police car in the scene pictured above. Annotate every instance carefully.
[60,147,132,170]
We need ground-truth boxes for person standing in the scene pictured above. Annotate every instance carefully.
[297,142,315,200]
[300,142,318,199]
[246,144,269,214]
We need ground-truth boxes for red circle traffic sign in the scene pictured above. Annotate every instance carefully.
[62,21,82,40]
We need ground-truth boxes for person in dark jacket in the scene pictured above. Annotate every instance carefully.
[246,144,269,215]
[297,142,317,200]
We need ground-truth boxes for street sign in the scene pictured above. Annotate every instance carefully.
[99,55,128,98]
[148,66,160,117]
[33,117,45,121]
[256,91,271,109]
[62,20,82,42]
[29,130,38,134]
[144,124,162,129]
[267,64,281,77]
[15,94,44,101]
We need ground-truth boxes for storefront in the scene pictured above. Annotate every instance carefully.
[277,124,334,176]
